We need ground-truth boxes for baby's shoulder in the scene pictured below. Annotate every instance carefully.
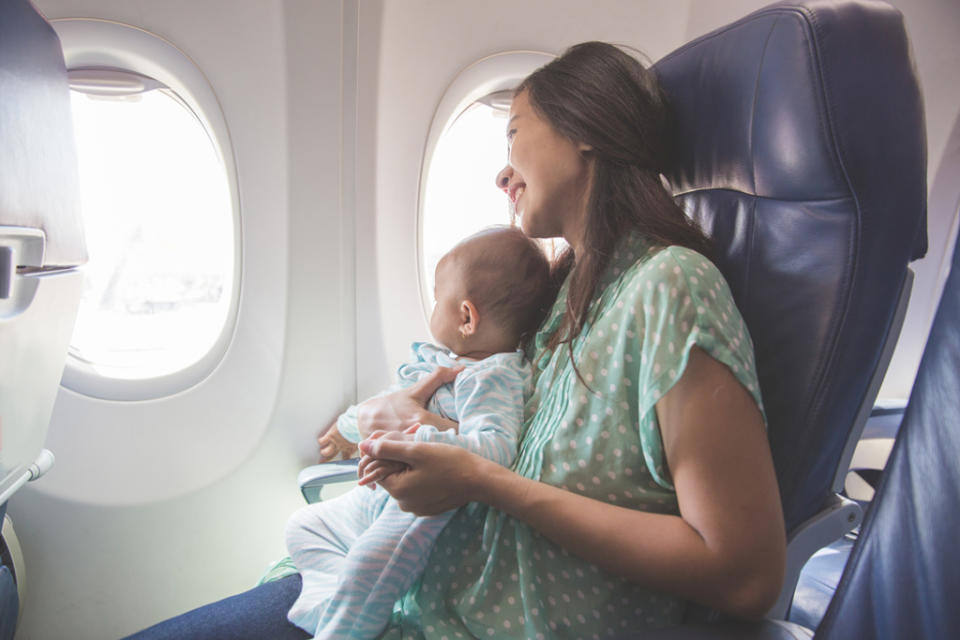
[457,350,530,384]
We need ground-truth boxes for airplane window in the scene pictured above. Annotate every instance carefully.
[421,98,512,305]
[417,51,555,321]
[420,95,567,310]
[66,73,234,381]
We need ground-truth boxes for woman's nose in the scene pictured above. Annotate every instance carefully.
[495,164,513,192]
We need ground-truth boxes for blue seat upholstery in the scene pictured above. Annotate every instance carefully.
[814,216,960,639]
[652,0,926,615]
[663,160,960,640]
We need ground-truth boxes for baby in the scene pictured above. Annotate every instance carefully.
[284,226,552,639]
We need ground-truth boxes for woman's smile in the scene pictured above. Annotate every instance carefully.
[508,182,525,205]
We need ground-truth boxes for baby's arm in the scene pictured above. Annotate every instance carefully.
[413,362,526,467]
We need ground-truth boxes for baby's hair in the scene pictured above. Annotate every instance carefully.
[452,226,553,347]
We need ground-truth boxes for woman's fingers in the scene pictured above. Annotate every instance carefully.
[357,431,415,485]
[408,366,463,406]
[358,460,407,487]
[359,435,423,466]
[362,440,482,515]
[357,453,376,481]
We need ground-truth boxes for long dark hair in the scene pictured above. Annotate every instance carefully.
[517,42,711,364]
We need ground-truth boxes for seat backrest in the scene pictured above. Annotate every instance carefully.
[0,0,86,507]
[0,0,86,268]
[653,0,926,532]
[816,208,960,639]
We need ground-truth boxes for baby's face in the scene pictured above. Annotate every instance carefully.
[429,256,462,351]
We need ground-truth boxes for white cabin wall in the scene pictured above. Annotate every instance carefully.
[12,1,352,638]
[871,0,960,400]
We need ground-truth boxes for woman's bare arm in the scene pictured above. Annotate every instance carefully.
[366,348,785,619]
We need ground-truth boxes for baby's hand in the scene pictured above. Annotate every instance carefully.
[317,424,358,461]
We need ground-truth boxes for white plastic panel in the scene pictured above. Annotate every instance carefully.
[0,227,83,504]
[31,12,287,506]
[54,19,241,401]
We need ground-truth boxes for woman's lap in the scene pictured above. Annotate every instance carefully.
[123,574,310,640]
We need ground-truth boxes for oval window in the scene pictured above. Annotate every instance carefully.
[66,70,234,382]
[417,52,558,320]
[420,96,513,305]
[420,88,566,311]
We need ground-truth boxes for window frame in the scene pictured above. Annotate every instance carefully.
[53,18,242,401]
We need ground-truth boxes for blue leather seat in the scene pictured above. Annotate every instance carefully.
[814,199,960,640]
[653,0,926,617]
[661,156,960,640]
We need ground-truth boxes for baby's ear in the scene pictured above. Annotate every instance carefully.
[459,300,480,337]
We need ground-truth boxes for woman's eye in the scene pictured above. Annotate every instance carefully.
[506,128,517,141]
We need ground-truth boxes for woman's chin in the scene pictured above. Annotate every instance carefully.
[520,219,554,240]
[518,212,542,237]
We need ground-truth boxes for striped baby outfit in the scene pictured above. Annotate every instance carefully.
[285,342,529,639]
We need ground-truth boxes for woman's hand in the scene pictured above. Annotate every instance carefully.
[358,434,488,515]
[355,366,463,438]
[317,424,358,461]
[356,426,419,488]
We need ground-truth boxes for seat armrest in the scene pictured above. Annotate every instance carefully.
[298,459,359,503]
[770,493,862,618]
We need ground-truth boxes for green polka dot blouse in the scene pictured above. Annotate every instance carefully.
[380,232,765,639]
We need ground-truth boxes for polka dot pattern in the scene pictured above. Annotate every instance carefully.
[379,233,764,639]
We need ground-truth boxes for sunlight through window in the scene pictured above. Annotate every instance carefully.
[421,97,565,311]
[68,83,235,380]
[421,101,513,305]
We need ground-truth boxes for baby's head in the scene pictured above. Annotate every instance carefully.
[431,226,552,357]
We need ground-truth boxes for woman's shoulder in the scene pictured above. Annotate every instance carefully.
[620,245,727,298]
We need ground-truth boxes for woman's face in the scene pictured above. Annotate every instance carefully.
[495,91,593,246]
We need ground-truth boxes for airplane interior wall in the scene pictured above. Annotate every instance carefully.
[5,0,958,638]
[11,0,352,637]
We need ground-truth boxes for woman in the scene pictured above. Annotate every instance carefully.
[356,42,785,639]
[127,42,784,640]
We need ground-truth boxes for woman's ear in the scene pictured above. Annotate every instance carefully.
[578,141,593,153]
[459,300,480,338]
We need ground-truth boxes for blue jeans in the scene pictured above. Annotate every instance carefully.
[123,575,310,639]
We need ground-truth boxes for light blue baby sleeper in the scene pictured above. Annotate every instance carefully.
[285,342,529,639]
